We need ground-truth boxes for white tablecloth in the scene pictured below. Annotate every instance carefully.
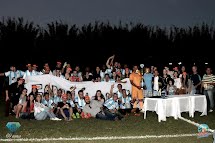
[144,94,207,122]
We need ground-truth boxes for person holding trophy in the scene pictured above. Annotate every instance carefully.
[129,65,144,114]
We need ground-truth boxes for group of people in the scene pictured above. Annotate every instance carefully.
[0,55,214,122]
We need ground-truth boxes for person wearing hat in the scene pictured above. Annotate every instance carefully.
[28,85,39,98]
[81,95,91,119]
[57,94,73,121]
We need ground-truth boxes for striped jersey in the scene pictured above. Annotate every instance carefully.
[202,74,215,90]
[23,70,38,79]
[120,96,131,109]
[5,70,25,85]
[104,98,119,110]
[42,99,54,108]
[75,95,86,109]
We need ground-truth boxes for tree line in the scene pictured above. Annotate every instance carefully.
[0,17,213,70]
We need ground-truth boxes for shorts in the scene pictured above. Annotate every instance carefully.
[132,88,144,100]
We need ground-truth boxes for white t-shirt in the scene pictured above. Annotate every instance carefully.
[153,76,159,91]
[174,78,182,89]
[105,67,113,77]
[100,71,105,80]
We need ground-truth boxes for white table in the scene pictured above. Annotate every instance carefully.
[143,94,207,122]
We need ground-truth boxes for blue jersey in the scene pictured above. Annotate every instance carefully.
[143,73,153,90]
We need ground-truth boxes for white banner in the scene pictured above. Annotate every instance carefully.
[25,74,131,97]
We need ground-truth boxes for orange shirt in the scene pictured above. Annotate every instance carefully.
[129,72,142,87]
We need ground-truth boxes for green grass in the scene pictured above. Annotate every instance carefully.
[0,98,214,143]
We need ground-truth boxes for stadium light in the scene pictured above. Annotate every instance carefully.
[205,63,208,65]
[178,62,182,65]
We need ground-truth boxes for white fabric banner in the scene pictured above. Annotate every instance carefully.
[25,74,131,97]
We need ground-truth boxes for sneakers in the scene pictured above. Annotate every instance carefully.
[209,109,213,113]
[72,113,77,119]
[140,109,144,113]
[50,117,62,121]
[76,113,80,118]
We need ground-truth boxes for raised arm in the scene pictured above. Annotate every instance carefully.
[106,55,114,69]
[61,62,67,74]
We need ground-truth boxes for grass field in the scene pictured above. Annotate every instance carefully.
[0,98,214,143]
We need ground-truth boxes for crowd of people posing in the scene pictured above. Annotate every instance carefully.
[1,55,214,121]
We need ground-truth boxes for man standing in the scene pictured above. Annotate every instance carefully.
[190,66,202,94]
[143,67,153,97]
[8,77,25,115]
[0,65,24,116]
[129,65,144,112]
[152,70,164,96]
[0,65,24,85]
[202,67,215,112]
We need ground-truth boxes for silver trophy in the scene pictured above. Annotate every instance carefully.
[140,64,144,89]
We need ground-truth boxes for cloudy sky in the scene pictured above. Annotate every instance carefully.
[0,0,215,27]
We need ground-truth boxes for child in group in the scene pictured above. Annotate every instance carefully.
[167,78,177,95]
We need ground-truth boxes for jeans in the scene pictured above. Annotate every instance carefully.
[96,110,116,121]
[35,108,56,120]
[204,89,214,110]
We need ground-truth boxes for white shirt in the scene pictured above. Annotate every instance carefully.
[5,70,25,85]
[100,71,105,80]
[53,95,62,104]
[117,91,123,99]
[105,68,113,77]
[174,78,182,89]
[121,69,132,76]
[153,76,159,91]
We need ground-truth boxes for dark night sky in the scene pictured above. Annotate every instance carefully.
[0,0,214,70]
[0,0,215,27]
